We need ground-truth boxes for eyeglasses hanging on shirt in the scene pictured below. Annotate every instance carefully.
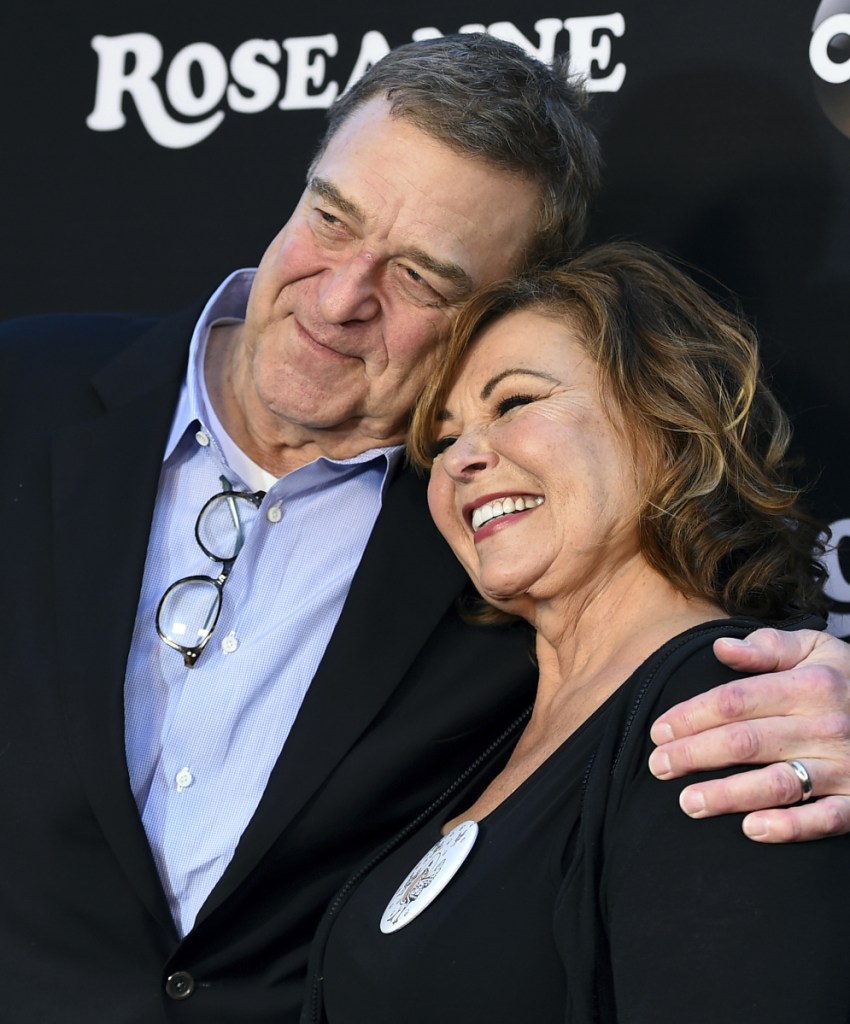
[156,476,265,668]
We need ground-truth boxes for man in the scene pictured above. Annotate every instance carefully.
[2,33,849,1023]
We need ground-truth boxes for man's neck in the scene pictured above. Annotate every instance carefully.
[204,323,401,476]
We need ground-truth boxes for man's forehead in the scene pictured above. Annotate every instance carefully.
[307,173,478,301]
[308,99,537,288]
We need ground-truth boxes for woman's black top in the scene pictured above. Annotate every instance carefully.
[304,618,850,1023]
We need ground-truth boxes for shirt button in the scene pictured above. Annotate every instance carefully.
[175,767,194,792]
[221,631,239,654]
[195,430,210,446]
[266,502,283,523]
[165,971,195,1000]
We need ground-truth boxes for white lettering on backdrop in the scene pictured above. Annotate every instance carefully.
[86,16,626,149]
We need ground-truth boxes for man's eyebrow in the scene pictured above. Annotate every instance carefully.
[402,247,474,297]
[481,368,560,399]
[309,176,474,297]
[309,176,363,222]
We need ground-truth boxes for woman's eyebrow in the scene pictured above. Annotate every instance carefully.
[435,368,561,424]
[481,368,560,399]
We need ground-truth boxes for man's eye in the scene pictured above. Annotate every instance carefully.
[428,435,457,459]
[317,209,343,227]
[496,394,535,416]
[401,265,447,305]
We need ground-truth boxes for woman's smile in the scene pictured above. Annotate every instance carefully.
[465,493,545,536]
[427,309,642,613]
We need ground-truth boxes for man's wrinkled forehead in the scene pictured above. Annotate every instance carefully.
[308,175,477,303]
[310,96,540,292]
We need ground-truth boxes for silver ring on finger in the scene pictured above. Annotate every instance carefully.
[787,759,814,803]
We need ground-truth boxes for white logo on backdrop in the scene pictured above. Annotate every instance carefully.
[825,519,850,637]
[811,3,850,84]
[86,16,626,149]
[810,0,850,137]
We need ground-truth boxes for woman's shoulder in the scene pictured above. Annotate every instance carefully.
[576,613,826,821]
[611,613,823,743]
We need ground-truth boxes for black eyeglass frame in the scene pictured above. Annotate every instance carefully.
[156,485,265,668]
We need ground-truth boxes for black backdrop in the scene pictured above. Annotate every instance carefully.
[3,0,849,634]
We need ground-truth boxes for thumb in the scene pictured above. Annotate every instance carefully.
[713,628,821,673]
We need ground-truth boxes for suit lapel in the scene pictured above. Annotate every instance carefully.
[197,463,467,918]
[51,307,202,932]
[48,311,467,929]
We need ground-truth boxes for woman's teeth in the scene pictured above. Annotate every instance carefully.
[471,495,544,532]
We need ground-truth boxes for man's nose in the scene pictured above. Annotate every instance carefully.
[440,430,498,480]
[317,253,381,323]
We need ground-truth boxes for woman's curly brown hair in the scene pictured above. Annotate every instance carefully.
[408,241,828,621]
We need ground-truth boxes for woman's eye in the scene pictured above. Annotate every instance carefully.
[496,394,535,416]
[429,435,457,459]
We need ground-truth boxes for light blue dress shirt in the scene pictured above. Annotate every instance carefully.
[123,270,403,937]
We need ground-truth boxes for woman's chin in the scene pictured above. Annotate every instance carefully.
[476,581,532,616]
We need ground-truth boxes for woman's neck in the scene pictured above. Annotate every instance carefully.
[441,565,725,834]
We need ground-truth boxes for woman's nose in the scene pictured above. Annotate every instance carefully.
[439,430,498,480]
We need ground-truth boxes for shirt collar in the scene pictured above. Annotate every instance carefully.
[164,268,255,461]
[163,269,405,486]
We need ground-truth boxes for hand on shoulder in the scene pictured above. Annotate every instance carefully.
[648,627,850,842]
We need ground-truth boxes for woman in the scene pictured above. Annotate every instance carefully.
[302,243,850,1023]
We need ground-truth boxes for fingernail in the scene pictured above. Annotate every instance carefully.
[653,721,675,743]
[743,815,769,839]
[719,636,751,647]
[649,751,671,778]
[679,789,706,817]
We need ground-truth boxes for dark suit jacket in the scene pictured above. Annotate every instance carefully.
[0,309,535,1023]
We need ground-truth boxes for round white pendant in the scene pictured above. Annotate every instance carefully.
[379,820,479,934]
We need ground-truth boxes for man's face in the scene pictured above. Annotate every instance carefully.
[239,97,540,452]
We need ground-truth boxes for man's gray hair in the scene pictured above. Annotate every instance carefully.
[314,33,602,268]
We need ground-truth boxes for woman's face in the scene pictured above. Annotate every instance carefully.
[426,309,646,617]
